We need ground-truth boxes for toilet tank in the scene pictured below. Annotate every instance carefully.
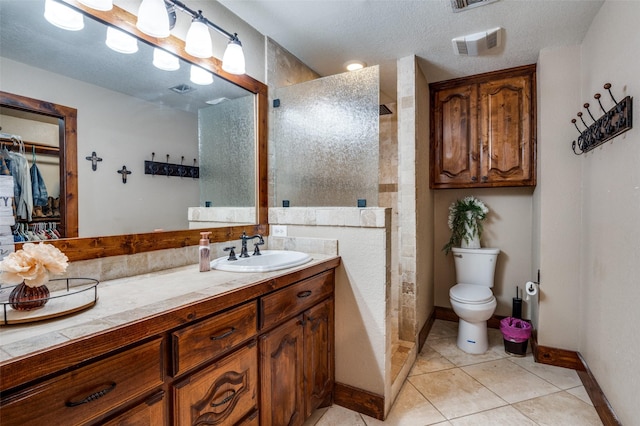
[451,247,500,287]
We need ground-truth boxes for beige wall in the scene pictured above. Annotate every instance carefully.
[535,46,582,347]
[434,188,535,317]
[536,3,639,423]
[577,2,639,423]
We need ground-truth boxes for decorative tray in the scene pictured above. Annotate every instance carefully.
[0,278,99,325]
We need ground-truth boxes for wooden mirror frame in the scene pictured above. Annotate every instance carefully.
[8,1,268,262]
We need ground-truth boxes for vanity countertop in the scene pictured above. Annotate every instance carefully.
[0,254,340,369]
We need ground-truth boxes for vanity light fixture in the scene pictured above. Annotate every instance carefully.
[190,65,213,85]
[153,48,180,71]
[221,35,246,75]
[344,60,366,72]
[105,26,138,54]
[44,0,84,31]
[185,12,213,58]
[136,0,171,38]
[165,0,246,74]
[78,0,112,11]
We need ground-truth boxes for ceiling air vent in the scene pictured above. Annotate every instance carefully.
[452,27,502,56]
[169,84,195,94]
[451,0,499,13]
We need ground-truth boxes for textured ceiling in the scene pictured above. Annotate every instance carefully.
[219,0,605,103]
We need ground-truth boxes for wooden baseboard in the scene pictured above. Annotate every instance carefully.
[530,330,584,370]
[576,353,621,426]
[333,382,385,420]
[418,310,436,353]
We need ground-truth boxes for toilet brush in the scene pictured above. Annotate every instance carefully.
[512,287,522,319]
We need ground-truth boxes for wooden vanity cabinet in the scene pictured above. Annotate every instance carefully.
[259,271,335,426]
[0,259,339,426]
[430,64,536,189]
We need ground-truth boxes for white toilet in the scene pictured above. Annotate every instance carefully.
[449,247,500,354]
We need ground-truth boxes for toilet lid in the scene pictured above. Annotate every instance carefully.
[450,283,494,304]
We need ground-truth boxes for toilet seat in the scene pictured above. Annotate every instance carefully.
[450,283,494,304]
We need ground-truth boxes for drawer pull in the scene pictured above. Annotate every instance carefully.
[297,290,312,298]
[210,327,236,341]
[65,382,116,407]
[210,389,237,408]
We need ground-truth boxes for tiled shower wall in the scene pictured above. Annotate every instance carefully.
[379,103,400,346]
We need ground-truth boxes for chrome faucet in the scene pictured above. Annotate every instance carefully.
[239,232,264,257]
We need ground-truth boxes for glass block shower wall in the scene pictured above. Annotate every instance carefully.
[198,95,256,207]
[272,66,379,207]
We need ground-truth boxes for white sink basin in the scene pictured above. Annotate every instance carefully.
[210,250,312,272]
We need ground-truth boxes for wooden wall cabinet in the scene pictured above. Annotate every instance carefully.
[0,259,339,426]
[430,64,537,189]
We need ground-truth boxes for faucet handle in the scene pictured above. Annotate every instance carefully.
[224,246,237,261]
[253,241,263,256]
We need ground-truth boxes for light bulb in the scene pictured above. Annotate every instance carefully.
[106,27,138,54]
[185,17,213,59]
[190,65,213,85]
[221,38,245,75]
[44,0,84,31]
[153,48,180,71]
[136,0,170,38]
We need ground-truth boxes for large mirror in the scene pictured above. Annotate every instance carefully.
[0,0,268,260]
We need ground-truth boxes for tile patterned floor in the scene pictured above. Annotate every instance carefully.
[305,320,603,425]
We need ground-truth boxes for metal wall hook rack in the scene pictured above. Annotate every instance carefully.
[144,152,199,179]
[571,83,633,155]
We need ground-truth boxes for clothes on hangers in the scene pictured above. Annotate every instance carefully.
[7,150,33,221]
[31,150,49,207]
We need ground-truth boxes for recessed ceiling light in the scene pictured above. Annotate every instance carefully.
[344,60,366,72]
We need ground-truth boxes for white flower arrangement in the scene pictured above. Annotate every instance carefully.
[443,196,489,254]
[0,242,69,287]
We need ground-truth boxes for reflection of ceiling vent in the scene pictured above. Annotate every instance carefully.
[169,84,195,94]
[452,27,502,56]
[451,0,499,13]
[379,104,393,116]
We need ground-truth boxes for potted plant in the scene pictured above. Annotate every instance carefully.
[443,196,489,254]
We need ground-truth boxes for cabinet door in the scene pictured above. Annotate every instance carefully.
[479,75,534,185]
[172,343,258,426]
[304,298,334,417]
[431,83,479,187]
[259,315,305,426]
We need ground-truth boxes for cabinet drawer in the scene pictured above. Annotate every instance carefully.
[172,302,257,375]
[102,391,166,426]
[260,271,333,330]
[173,343,258,426]
[0,337,164,426]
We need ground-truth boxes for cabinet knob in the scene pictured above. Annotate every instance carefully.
[471,176,478,182]
[481,176,488,182]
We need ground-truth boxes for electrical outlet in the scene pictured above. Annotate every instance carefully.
[271,225,287,237]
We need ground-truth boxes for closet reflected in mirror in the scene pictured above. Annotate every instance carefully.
[0,91,78,239]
